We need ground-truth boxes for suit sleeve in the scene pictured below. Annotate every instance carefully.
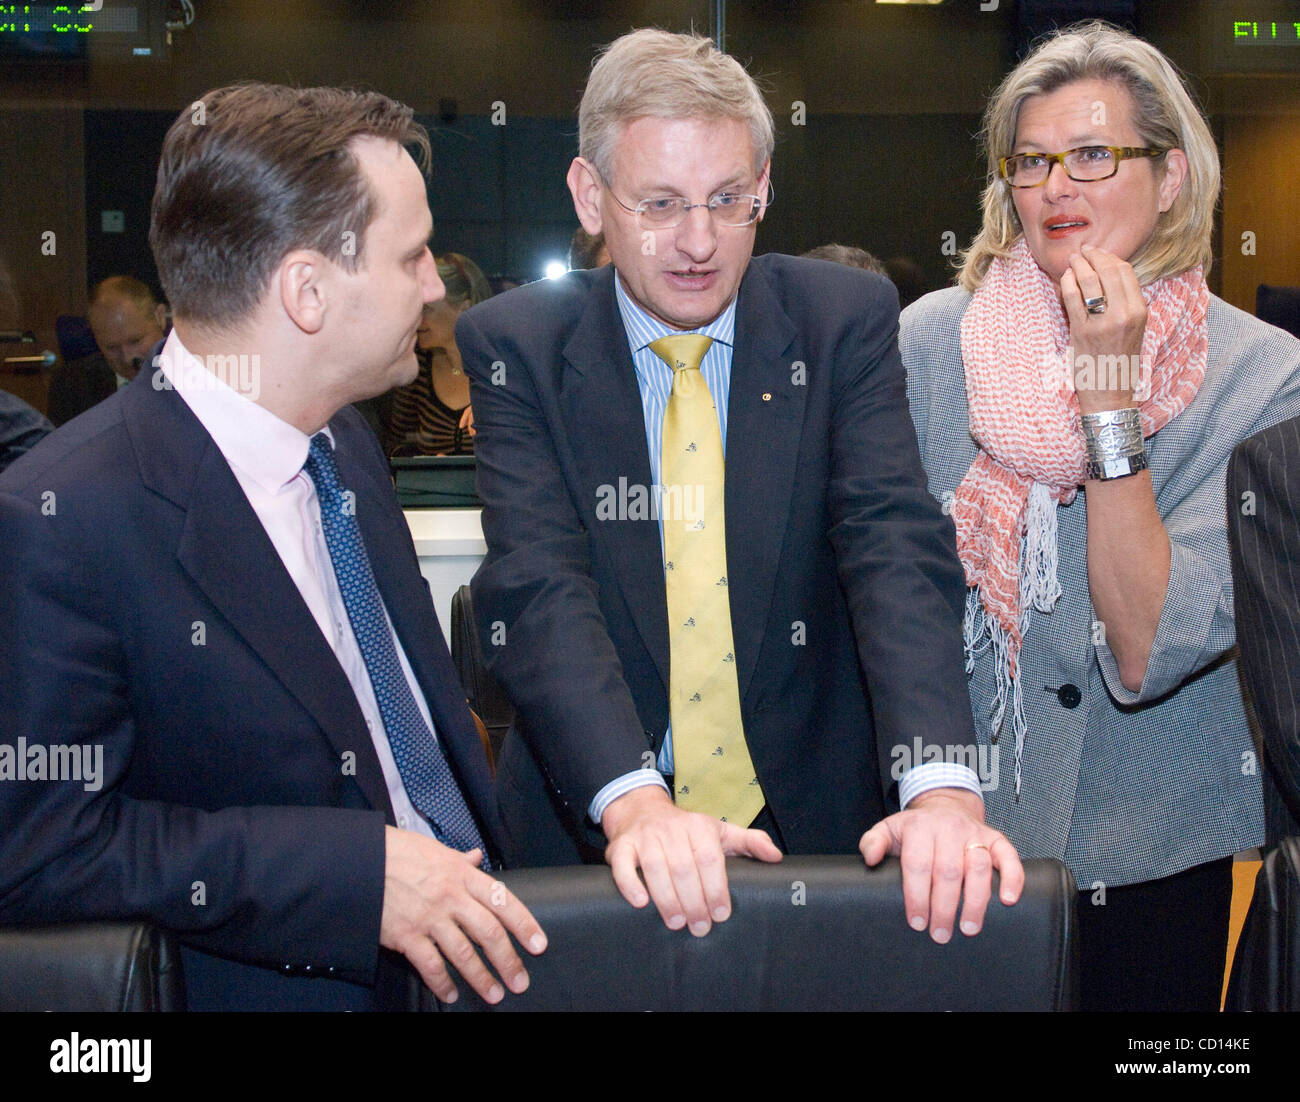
[458,312,653,827]
[825,282,980,793]
[0,490,387,983]
[1229,427,1300,823]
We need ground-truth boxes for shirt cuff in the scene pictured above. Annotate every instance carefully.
[589,769,671,824]
[898,761,983,808]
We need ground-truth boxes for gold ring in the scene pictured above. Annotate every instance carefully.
[965,841,991,853]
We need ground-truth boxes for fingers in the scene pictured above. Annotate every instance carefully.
[956,842,993,936]
[923,832,966,945]
[607,836,652,909]
[858,817,897,867]
[991,834,1026,905]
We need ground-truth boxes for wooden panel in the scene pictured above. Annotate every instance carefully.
[1221,112,1300,314]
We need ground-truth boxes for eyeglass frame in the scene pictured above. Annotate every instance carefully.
[997,146,1167,189]
[603,178,775,228]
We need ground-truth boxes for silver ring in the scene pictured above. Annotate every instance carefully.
[1084,295,1108,315]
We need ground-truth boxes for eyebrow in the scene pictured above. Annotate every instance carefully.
[635,173,752,195]
[1012,134,1110,153]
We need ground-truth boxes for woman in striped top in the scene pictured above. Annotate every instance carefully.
[386,251,492,456]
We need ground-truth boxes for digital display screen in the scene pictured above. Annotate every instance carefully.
[0,3,161,60]
[1231,19,1300,44]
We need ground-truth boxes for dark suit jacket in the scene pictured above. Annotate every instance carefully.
[0,368,501,1010]
[458,255,976,866]
[1229,416,1300,841]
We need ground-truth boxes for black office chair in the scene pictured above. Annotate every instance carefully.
[450,584,515,764]
[424,855,1077,1011]
[1226,835,1300,1011]
[0,921,185,1011]
[1257,285,1300,340]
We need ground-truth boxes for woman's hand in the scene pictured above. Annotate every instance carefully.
[1060,243,1147,415]
[459,405,476,437]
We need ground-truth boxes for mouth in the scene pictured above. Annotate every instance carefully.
[665,268,718,290]
[1044,216,1090,239]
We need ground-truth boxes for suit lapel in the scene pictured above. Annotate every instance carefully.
[126,378,395,819]
[725,261,804,700]
[560,271,671,693]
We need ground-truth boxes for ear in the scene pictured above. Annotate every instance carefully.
[153,303,168,331]
[1157,148,1188,214]
[567,157,605,236]
[754,159,772,224]
[278,250,327,335]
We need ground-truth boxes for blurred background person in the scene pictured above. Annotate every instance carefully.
[801,242,887,277]
[386,251,491,456]
[900,20,1300,1012]
[0,389,51,473]
[884,255,927,310]
[569,226,610,270]
[48,276,167,426]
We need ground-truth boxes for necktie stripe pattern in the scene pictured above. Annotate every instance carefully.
[650,335,766,826]
[304,433,489,867]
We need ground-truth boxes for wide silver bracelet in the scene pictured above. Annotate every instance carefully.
[1081,408,1147,481]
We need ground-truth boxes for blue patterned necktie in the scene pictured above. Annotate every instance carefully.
[304,433,489,867]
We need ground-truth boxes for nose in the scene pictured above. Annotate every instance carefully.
[672,204,718,262]
[1042,158,1078,201]
[420,248,444,305]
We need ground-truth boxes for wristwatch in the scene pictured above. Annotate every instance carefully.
[1085,449,1149,481]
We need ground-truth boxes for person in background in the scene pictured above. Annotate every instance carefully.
[385,251,490,456]
[900,20,1300,1011]
[0,389,51,473]
[801,243,887,277]
[48,276,167,425]
[569,226,611,270]
[884,256,927,310]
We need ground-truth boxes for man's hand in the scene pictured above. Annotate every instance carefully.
[602,786,782,936]
[860,787,1023,943]
[379,826,547,1005]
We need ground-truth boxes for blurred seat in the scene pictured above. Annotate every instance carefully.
[425,855,1077,1011]
[55,314,100,361]
[1257,285,1300,340]
[1226,835,1300,1011]
[450,584,514,765]
[0,921,184,1011]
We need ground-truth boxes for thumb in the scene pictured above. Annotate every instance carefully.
[859,818,897,866]
[721,824,783,862]
[459,847,485,865]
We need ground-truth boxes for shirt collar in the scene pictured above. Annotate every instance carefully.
[613,271,737,356]
[157,328,333,496]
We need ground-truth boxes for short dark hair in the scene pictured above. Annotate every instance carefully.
[149,83,431,328]
[569,227,607,270]
[800,243,887,277]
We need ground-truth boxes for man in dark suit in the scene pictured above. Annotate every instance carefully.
[1229,417,1300,841]
[0,83,544,1011]
[460,29,1022,944]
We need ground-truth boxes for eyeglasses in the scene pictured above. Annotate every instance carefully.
[998,146,1166,188]
[607,181,774,229]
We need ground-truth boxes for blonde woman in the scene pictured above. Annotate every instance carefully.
[901,21,1300,1010]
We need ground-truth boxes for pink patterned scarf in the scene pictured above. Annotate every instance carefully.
[954,238,1209,795]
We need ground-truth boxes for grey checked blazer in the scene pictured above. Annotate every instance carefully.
[901,286,1300,888]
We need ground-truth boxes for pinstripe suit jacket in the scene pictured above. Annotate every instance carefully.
[1229,416,1300,842]
[901,286,1300,888]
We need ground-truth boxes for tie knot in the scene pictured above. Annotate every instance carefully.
[649,334,714,374]
[304,431,340,489]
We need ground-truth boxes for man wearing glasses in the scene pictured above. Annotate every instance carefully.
[459,28,1024,942]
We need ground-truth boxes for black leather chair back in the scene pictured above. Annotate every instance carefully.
[426,856,1077,1011]
[1257,285,1300,340]
[450,583,514,762]
[1226,836,1300,1011]
[0,922,184,1011]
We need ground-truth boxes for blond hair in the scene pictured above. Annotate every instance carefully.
[579,28,774,183]
[958,20,1219,291]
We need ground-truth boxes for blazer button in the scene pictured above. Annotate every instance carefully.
[1056,684,1082,709]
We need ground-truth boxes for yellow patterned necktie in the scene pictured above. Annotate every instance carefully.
[649,334,765,826]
